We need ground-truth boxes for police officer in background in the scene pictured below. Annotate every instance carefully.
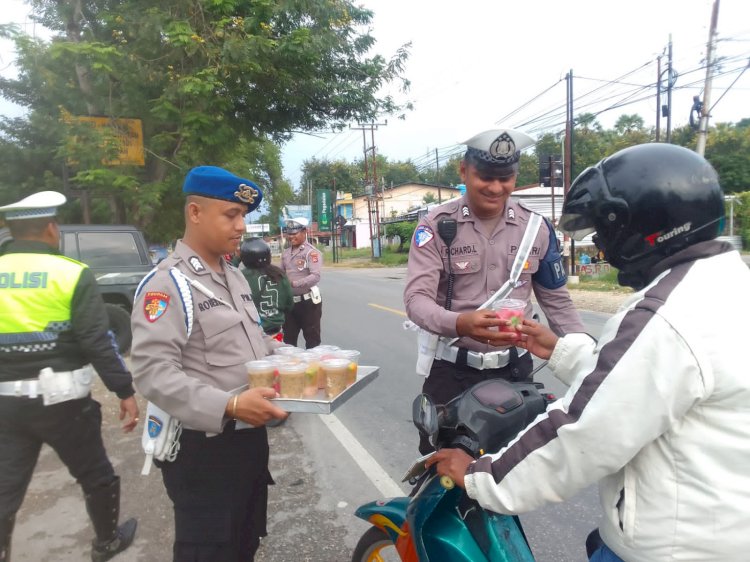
[0,192,139,562]
[130,166,287,561]
[404,128,584,453]
[280,217,323,348]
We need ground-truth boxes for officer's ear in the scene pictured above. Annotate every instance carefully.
[459,159,467,183]
[185,196,203,225]
[44,219,60,247]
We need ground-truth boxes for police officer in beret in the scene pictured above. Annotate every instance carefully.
[280,217,323,348]
[130,166,288,561]
[404,128,584,453]
[0,191,139,562]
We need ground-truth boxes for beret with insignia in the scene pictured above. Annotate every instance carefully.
[462,128,535,177]
[183,166,263,212]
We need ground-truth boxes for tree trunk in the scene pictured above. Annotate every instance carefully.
[66,0,97,116]
[66,0,96,221]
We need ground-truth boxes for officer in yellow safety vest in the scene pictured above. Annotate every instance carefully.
[0,191,139,562]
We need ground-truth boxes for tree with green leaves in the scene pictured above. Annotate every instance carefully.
[0,0,410,241]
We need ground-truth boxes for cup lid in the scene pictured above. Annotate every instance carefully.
[335,349,360,359]
[274,346,304,356]
[321,357,351,368]
[312,345,340,352]
[491,298,526,309]
[246,359,274,370]
[278,363,308,374]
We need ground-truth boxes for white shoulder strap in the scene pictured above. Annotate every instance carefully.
[480,212,543,309]
[168,267,195,338]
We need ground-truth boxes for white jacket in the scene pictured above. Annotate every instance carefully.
[464,241,750,562]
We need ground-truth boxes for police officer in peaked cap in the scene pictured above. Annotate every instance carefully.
[130,166,288,561]
[280,216,324,348]
[0,191,139,561]
[404,128,585,454]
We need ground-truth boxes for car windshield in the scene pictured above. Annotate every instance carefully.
[76,232,144,267]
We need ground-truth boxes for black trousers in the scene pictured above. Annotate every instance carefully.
[0,395,116,520]
[159,423,272,562]
[418,353,534,454]
[282,299,322,349]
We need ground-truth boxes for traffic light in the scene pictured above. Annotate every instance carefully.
[538,154,563,187]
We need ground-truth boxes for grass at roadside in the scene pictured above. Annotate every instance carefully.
[327,245,410,267]
[572,268,631,293]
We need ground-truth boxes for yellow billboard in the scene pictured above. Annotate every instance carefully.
[63,112,145,167]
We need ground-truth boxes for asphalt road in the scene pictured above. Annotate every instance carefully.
[13,266,610,562]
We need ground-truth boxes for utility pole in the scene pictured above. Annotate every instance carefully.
[656,54,662,142]
[350,121,387,258]
[697,0,721,156]
[435,148,442,203]
[565,70,576,276]
[548,155,556,221]
[666,35,674,143]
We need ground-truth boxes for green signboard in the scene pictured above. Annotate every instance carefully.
[316,190,332,232]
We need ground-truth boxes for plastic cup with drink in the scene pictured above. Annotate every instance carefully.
[278,362,308,399]
[335,349,361,385]
[490,298,526,334]
[246,359,276,389]
[321,358,351,399]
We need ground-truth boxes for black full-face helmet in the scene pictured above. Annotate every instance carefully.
[240,238,271,269]
[559,144,725,288]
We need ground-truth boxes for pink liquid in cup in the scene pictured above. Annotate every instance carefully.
[492,299,526,333]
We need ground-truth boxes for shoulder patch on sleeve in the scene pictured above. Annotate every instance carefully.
[144,291,170,322]
[311,252,319,263]
[533,218,567,289]
[414,225,435,248]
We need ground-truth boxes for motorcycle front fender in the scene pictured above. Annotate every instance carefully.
[354,497,410,543]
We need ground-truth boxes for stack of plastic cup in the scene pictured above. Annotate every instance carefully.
[246,359,276,389]
[321,357,351,398]
[278,362,307,399]
[334,350,361,385]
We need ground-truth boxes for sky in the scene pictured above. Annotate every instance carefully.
[2,0,749,190]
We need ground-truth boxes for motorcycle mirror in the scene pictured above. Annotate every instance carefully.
[412,394,439,447]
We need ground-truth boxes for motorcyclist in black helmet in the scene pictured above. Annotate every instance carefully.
[239,238,294,340]
[427,144,750,562]
[559,143,725,289]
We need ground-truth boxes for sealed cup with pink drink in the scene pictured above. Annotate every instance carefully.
[490,299,526,333]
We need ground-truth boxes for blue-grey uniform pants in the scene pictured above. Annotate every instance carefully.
[158,422,272,562]
[0,395,116,518]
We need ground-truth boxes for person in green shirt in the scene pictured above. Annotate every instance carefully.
[239,238,294,340]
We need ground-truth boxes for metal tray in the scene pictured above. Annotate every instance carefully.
[270,365,379,414]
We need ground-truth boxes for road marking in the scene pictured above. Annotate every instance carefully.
[368,303,407,317]
[321,414,406,498]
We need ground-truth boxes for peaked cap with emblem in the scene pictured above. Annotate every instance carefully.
[283,216,309,234]
[462,128,535,176]
[0,191,67,221]
[183,166,263,212]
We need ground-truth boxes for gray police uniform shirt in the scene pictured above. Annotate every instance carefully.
[131,241,276,433]
[404,195,584,353]
[281,241,322,297]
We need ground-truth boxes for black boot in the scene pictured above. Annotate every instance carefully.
[85,477,137,562]
[0,515,14,562]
